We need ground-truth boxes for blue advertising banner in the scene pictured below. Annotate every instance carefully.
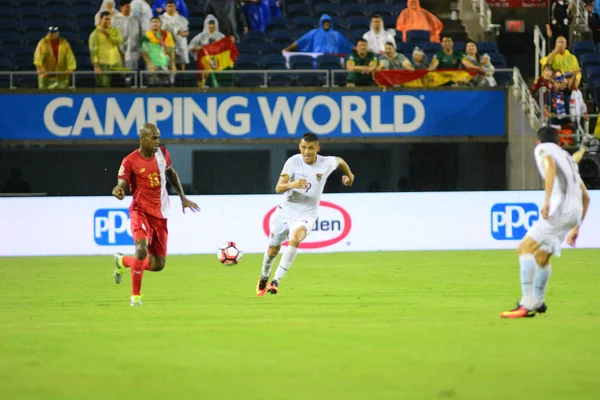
[0,91,505,140]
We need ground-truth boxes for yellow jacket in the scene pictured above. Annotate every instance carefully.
[89,26,123,66]
[33,35,76,72]
[540,50,581,85]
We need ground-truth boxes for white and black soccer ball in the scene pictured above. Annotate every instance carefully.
[217,242,243,266]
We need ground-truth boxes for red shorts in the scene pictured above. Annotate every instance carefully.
[130,210,168,257]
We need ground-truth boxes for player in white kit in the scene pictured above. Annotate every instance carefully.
[501,127,591,318]
[256,133,355,296]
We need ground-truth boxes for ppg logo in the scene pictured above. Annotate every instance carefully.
[491,203,539,240]
[94,209,133,245]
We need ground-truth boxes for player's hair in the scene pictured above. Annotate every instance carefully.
[371,14,382,20]
[301,133,319,143]
[543,64,553,72]
[100,11,111,19]
[151,16,161,22]
[537,126,559,144]
[441,35,453,42]
[357,38,368,45]
[385,41,395,47]
[120,0,132,5]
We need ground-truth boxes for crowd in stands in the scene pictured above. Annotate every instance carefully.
[0,0,507,88]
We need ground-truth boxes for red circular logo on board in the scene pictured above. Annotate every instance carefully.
[262,201,352,249]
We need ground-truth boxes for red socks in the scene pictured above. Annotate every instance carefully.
[123,256,152,296]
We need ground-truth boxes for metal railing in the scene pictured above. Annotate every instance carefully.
[574,0,589,28]
[534,25,547,79]
[513,67,542,131]
[0,68,518,89]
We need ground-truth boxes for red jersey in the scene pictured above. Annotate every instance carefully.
[118,146,172,219]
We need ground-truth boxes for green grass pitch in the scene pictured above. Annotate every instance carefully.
[1,250,600,400]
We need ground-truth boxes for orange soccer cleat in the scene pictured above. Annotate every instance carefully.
[500,305,536,319]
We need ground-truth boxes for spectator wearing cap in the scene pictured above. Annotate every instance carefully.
[153,0,189,19]
[363,14,396,55]
[346,38,378,87]
[376,42,413,71]
[95,0,122,26]
[396,0,443,43]
[189,14,226,54]
[160,0,190,70]
[284,14,354,54]
[89,10,123,87]
[34,26,76,89]
[540,36,581,86]
[204,0,248,42]
[411,47,429,69]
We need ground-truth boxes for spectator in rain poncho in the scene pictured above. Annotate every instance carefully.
[131,0,153,33]
[396,0,443,43]
[152,0,189,19]
[94,0,122,26]
[188,14,226,61]
[204,0,248,42]
[283,14,354,54]
[242,0,268,32]
[363,14,396,55]
[160,0,190,69]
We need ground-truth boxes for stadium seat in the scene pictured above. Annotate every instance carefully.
[286,4,313,19]
[580,53,600,64]
[0,32,23,45]
[234,54,261,70]
[350,28,366,43]
[316,54,343,70]
[314,4,340,18]
[573,41,596,56]
[343,16,370,31]
[295,72,324,87]
[489,53,506,67]
[188,17,204,31]
[421,42,442,53]
[261,53,286,69]
[0,4,16,16]
[44,5,73,18]
[341,4,367,17]
[396,41,412,53]
[477,42,499,54]
[494,71,513,86]
[292,17,317,31]
[237,43,261,56]
[268,30,294,46]
[235,73,265,87]
[256,42,281,55]
[290,55,315,69]
[585,66,600,82]
[0,57,12,71]
[268,74,294,87]
[406,30,430,43]
[454,41,467,52]
[244,31,266,45]
[267,16,288,31]
[382,15,396,29]
[367,3,395,17]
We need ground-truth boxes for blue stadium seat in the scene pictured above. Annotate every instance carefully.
[350,28,366,43]
[585,66,600,82]
[343,16,370,30]
[44,5,74,18]
[396,41,412,53]
[454,41,466,52]
[579,53,600,64]
[494,71,513,86]
[317,54,343,70]
[188,17,204,30]
[268,30,294,45]
[244,31,266,45]
[489,53,506,67]
[583,60,600,71]
[394,1,408,13]
[0,20,21,34]
[286,4,313,19]
[261,53,286,69]
[295,72,324,87]
[235,73,264,87]
[285,0,309,7]
[477,42,499,54]
[292,16,317,31]
[367,3,395,17]
[382,15,396,29]
[234,54,261,70]
[0,43,23,57]
[237,43,261,56]
[17,0,41,8]
[0,4,16,16]
[13,54,35,71]
[23,21,50,33]
[314,4,340,18]
[406,30,430,43]
[0,32,23,45]
[289,55,315,69]
[573,41,596,55]
[42,0,67,8]
[267,16,288,31]
[256,42,281,55]
[341,4,367,17]
[0,57,12,71]
[421,42,441,52]
[24,31,45,46]
[268,75,294,87]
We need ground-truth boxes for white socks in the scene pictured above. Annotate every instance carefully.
[273,246,298,282]
[534,264,552,308]
[519,254,536,310]
[261,252,276,280]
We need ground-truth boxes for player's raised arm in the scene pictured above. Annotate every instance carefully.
[275,174,307,194]
[166,165,200,213]
[541,155,556,219]
[336,157,355,187]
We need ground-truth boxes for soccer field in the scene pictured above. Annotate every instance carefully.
[1,250,599,400]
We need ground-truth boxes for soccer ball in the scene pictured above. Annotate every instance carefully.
[217,242,243,266]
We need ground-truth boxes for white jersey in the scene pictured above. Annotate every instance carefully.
[278,154,339,217]
[534,142,583,218]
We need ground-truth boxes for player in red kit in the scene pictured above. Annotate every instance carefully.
[111,123,200,306]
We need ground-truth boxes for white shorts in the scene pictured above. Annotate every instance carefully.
[268,207,315,247]
[526,210,581,257]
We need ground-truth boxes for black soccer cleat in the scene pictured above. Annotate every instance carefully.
[267,279,279,295]
[535,303,548,314]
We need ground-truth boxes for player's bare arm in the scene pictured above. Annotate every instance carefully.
[112,178,128,200]
[572,146,586,164]
[541,155,556,220]
[567,181,591,247]
[165,166,200,213]
[336,157,355,187]
[275,174,307,194]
